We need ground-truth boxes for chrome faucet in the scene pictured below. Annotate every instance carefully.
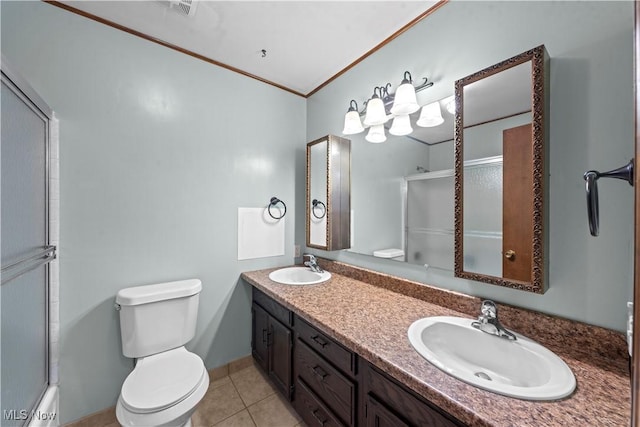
[471,300,517,341]
[303,254,324,273]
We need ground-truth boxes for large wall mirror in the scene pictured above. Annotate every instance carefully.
[306,135,351,251]
[454,45,549,293]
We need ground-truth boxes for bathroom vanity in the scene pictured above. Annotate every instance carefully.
[251,286,461,427]
[242,260,631,427]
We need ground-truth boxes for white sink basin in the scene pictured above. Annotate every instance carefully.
[268,267,331,285]
[408,316,576,400]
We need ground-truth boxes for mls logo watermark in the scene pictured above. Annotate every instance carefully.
[3,409,57,421]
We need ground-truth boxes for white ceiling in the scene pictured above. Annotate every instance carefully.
[60,1,440,96]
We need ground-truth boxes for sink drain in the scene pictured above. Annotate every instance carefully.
[474,371,492,381]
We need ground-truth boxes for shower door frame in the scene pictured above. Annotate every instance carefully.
[1,55,57,426]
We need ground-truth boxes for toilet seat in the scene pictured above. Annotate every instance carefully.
[121,347,205,414]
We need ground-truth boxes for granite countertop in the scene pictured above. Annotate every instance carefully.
[241,260,631,427]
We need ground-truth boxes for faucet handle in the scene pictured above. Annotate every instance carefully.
[303,253,317,263]
[480,300,497,319]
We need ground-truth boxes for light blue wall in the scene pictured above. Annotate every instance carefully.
[1,1,305,423]
[305,1,635,332]
[1,0,634,423]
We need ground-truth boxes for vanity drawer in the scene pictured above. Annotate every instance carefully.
[295,339,355,426]
[253,288,292,327]
[364,363,464,427]
[295,379,345,427]
[295,316,356,376]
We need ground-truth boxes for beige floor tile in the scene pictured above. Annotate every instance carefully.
[192,381,246,426]
[209,365,230,382]
[230,365,277,406]
[212,410,257,427]
[209,374,233,390]
[247,394,300,427]
[64,407,117,427]
[228,356,255,374]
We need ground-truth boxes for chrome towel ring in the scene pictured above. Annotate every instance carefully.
[312,199,326,219]
[268,197,287,220]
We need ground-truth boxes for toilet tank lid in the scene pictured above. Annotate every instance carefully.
[373,248,405,258]
[116,279,202,306]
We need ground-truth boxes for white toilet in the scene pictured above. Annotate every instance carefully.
[115,279,209,427]
[373,248,405,262]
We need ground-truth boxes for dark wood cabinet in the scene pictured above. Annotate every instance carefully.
[295,378,346,427]
[295,337,356,426]
[362,363,464,427]
[251,289,293,400]
[251,302,269,371]
[293,316,357,426]
[365,394,409,427]
[268,315,293,396]
[251,287,467,427]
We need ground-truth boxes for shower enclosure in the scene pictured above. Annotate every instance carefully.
[1,57,58,426]
[405,157,502,272]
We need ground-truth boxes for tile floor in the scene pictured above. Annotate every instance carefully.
[190,363,306,427]
[69,360,305,427]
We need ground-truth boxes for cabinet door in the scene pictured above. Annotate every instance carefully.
[268,316,293,399]
[252,303,269,371]
[366,395,409,427]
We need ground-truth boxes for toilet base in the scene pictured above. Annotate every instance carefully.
[116,367,208,427]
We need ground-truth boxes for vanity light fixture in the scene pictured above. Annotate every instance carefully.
[341,71,435,143]
[390,71,420,115]
[342,100,365,135]
[444,95,456,115]
[363,86,389,126]
[416,101,444,127]
[389,114,413,136]
[366,124,387,143]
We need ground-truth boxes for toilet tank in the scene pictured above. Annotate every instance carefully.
[116,279,202,358]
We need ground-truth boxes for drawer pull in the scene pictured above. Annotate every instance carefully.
[311,365,328,380]
[311,335,328,348]
[312,409,327,426]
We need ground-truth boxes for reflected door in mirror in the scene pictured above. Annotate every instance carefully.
[503,123,533,282]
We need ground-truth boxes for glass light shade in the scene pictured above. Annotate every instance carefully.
[363,97,389,126]
[444,96,456,114]
[365,124,386,143]
[342,110,364,135]
[417,101,444,127]
[390,82,420,115]
[389,115,413,136]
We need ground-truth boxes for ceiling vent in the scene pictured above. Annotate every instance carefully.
[168,0,198,17]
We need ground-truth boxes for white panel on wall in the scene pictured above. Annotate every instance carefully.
[237,208,285,260]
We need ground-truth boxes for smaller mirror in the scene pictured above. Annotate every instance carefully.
[454,45,548,293]
[306,135,351,251]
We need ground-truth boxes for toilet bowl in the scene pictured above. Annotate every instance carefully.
[116,347,209,427]
[115,279,209,427]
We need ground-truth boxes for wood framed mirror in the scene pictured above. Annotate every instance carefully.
[306,134,351,251]
[454,45,549,293]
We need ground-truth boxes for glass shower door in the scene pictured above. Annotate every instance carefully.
[1,71,53,426]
